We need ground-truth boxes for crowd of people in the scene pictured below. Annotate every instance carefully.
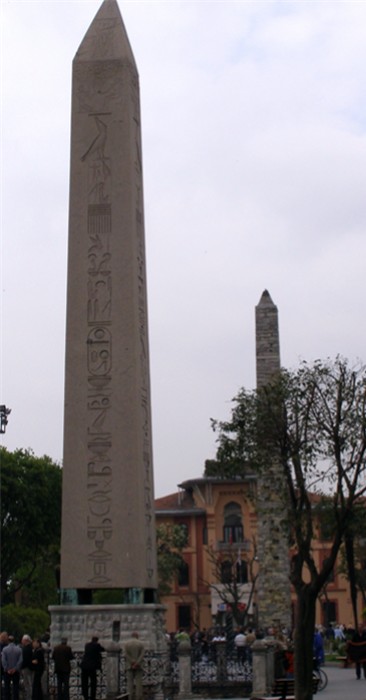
[168,620,366,681]
[310,622,366,680]
[1,633,46,700]
[2,620,365,700]
[168,624,265,663]
[0,631,105,700]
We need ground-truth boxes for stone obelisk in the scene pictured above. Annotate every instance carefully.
[255,291,291,632]
[255,290,280,390]
[57,0,158,618]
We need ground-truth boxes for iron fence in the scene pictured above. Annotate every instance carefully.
[117,650,169,696]
[46,651,107,700]
[164,646,252,698]
[44,646,252,699]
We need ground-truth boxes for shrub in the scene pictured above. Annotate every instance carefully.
[0,605,50,642]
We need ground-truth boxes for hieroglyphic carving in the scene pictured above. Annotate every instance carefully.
[92,18,116,59]
[82,112,113,585]
[75,62,123,114]
[76,16,120,62]
[129,65,155,580]
[88,276,112,324]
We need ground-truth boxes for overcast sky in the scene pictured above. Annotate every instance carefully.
[2,0,366,498]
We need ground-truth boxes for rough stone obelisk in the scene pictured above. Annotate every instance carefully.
[255,291,291,632]
[50,0,164,650]
[255,290,280,390]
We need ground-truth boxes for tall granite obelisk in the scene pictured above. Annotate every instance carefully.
[255,291,291,632]
[60,0,157,602]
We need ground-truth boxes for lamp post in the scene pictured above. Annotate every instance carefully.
[0,405,11,433]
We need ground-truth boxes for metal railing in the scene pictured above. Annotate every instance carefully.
[46,651,107,699]
[117,650,169,696]
[44,646,252,699]
[165,644,252,697]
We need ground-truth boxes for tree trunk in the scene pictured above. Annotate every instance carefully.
[344,531,358,629]
[293,586,316,700]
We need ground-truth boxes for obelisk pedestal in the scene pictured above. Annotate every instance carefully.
[50,0,165,652]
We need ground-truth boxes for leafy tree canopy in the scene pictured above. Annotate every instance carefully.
[0,604,50,642]
[209,356,366,512]
[1,447,62,606]
[156,523,188,598]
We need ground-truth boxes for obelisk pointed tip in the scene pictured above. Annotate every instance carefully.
[75,0,136,66]
[257,289,276,308]
[95,0,122,20]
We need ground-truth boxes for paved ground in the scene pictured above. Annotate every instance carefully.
[232,662,366,699]
[316,663,366,699]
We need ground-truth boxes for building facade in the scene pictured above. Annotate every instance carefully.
[155,476,363,634]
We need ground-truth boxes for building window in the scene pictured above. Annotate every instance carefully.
[236,560,248,584]
[178,604,191,630]
[223,502,243,543]
[322,600,337,627]
[322,556,335,584]
[221,559,233,583]
[178,561,189,587]
[320,520,334,541]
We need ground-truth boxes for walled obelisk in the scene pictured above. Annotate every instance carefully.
[60,0,157,603]
[255,290,280,390]
[255,291,291,633]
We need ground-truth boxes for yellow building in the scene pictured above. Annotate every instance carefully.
[155,476,362,634]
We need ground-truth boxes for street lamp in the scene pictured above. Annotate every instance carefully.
[0,405,11,433]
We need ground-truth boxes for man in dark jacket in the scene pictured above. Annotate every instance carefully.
[52,638,74,700]
[351,625,366,680]
[81,636,104,700]
[1,636,23,700]
[20,636,33,700]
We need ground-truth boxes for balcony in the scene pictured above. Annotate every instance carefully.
[215,538,251,552]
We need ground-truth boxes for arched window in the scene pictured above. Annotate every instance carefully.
[221,559,233,584]
[223,502,243,543]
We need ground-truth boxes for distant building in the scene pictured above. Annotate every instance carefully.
[155,475,364,633]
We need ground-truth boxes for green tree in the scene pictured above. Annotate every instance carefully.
[156,523,187,598]
[210,357,366,700]
[0,604,50,641]
[1,447,62,608]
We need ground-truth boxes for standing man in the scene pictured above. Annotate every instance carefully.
[81,636,104,700]
[352,624,366,680]
[1,632,10,686]
[52,637,74,700]
[21,636,33,700]
[124,632,145,700]
[31,639,45,700]
[1,635,23,700]
[313,627,325,668]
